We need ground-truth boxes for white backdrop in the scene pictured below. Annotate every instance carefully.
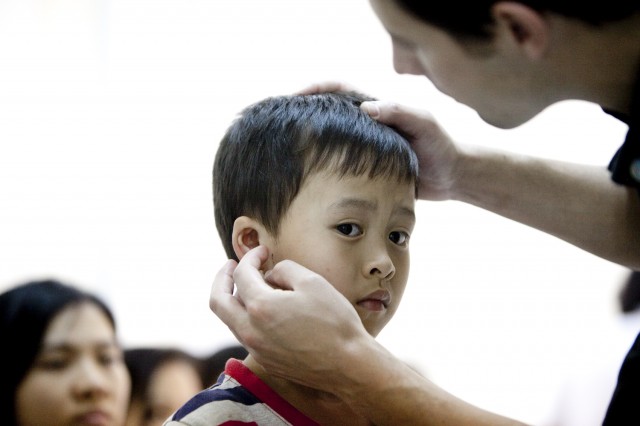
[0,1,632,424]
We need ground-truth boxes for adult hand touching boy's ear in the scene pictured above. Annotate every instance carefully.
[210,245,372,393]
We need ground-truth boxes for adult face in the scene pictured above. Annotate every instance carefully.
[262,171,416,337]
[369,0,551,128]
[15,302,131,426]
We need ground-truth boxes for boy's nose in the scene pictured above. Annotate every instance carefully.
[364,247,395,281]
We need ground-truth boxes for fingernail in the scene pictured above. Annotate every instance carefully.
[361,102,380,119]
[224,259,237,271]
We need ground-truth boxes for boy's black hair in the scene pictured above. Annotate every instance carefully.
[213,91,419,260]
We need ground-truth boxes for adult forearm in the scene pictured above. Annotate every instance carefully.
[334,336,528,425]
[452,145,640,269]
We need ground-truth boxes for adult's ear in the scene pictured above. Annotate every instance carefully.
[491,2,550,60]
[231,216,268,260]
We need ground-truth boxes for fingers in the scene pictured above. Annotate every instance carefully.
[209,259,247,335]
[295,80,358,96]
[209,248,271,347]
[360,100,436,141]
[209,259,239,310]
[265,260,352,310]
[264,259,321,291]
[232,245,271,297]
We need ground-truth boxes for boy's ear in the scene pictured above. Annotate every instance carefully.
[232,216,267,260]
[491,2,549,60]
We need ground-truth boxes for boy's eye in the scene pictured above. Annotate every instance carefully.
[337,223,363,237]
[389,231,409,246]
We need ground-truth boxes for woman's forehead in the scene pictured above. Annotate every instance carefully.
[42,303,115,349]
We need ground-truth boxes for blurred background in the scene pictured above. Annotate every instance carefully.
[0,0,632,424]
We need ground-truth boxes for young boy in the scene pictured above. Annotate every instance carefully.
[165,91,419,425]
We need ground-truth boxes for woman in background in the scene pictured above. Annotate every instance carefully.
[124,348,203,426]
[0,279,131,426]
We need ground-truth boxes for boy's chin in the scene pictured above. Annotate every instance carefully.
[361,321,385,338]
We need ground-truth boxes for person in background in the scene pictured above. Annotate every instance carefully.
[199,344,248,388]
[209,1,640,425]
[0,278,131,426]
[166,90,418,425]
[124,348,203,426]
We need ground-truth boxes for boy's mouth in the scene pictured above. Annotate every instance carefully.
[357,289,391,311]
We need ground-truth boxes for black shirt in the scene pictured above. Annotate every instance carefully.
[602,66,640,425]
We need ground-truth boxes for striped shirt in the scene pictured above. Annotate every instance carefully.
[164,358,319,426]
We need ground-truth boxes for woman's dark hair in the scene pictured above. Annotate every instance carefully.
[0,279,115,425]
[395,1,639,40]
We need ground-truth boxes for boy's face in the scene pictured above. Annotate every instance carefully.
[369,0,548,129]
[264,170,416,337]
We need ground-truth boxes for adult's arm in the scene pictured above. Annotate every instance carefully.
[362,101,640,269]
[210,247,528,425]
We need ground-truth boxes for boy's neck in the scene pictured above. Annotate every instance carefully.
[242,355,373,425]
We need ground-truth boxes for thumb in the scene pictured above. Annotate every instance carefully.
[361,100,436,141]
[264,261,357,318]
[264,259,332,292]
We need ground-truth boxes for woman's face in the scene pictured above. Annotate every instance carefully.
[15,302,131,426]
[126,358,203,426]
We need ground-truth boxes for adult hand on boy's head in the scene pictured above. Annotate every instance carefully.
[296,82,462,203]
[210,246,370,392]
[360,100,461,202]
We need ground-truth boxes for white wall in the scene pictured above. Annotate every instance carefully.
[0,1,631,424]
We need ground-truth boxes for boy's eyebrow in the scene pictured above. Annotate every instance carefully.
[329,198,377,212]
[329,198,416,221]
[397,206,416,222]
